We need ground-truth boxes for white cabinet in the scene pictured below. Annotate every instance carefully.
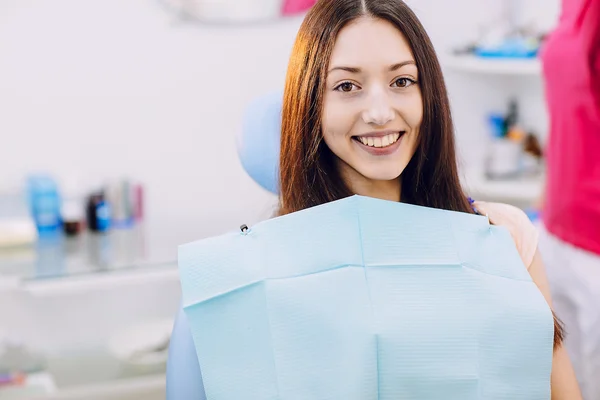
[0,227,184,399]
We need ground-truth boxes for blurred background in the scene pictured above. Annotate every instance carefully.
[0,0,561,398]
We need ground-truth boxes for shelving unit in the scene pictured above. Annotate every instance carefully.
[461,169,544,206]
[443,54,542,76]
[0,258,179,400]
[443,53,546,208]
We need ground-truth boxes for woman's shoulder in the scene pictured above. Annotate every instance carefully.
[471,200,539,269]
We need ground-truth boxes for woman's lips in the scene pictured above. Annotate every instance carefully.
[352,131,405,156]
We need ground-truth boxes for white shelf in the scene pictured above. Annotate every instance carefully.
[21,265,179,297]
[0,372,58,399]
[1,374,165,400]
[462,170,544,204]
[40,374,165,400]
[443,55,541,76]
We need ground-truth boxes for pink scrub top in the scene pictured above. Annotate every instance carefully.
[540,0,600,255]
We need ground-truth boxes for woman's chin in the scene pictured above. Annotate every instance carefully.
[356,167,405,182]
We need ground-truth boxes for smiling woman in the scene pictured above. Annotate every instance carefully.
[167,0,582,398]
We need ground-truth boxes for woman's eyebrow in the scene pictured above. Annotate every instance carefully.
[327,60,416,75]
[388,60,416,71]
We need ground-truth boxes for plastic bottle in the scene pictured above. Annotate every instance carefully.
[26,175,62,234]
[86,191,111,233]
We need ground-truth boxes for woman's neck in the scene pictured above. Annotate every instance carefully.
[352,179,401,202]
[341,169,401,202]
[335,157,402,202]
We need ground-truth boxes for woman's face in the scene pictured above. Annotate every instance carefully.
[322,17,422,192]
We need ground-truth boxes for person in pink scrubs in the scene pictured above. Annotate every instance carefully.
[282,0,316,16]
[539,0,600,398]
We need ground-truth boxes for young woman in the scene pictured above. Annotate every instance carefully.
[167,0,582,398]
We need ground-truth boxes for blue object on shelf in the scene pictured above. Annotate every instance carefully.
[96,200,111,232]
[488,113,506,138]
[475,37,539,59]
[27,175,62,234]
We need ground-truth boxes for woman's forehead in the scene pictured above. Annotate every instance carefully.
[329,17,415,69]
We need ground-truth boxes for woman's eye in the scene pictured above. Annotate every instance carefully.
[392,78,416,88]
[335,82,358,92]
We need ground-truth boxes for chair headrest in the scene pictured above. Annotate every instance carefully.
[237,90,283,195]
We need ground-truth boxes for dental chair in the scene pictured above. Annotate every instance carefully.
[165,90,283,399]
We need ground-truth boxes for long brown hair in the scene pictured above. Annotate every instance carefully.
[277,0,564,349]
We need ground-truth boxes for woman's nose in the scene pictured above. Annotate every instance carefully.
[361,89,395,126]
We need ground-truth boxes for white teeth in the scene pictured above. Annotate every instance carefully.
[357,133,402,148]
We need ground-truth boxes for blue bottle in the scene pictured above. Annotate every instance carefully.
[86,192,111,233]
[26,175,62,234]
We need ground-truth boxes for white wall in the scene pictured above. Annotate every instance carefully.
[0,0,560,243]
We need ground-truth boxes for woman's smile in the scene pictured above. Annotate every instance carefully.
[351,130,405,156]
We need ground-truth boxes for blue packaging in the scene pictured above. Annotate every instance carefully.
[487,113,506,138]
[86,192,112,233]
[26,175,62,234]
[96,200,111,232]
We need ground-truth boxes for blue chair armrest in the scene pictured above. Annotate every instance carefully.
[166,304,207,400]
